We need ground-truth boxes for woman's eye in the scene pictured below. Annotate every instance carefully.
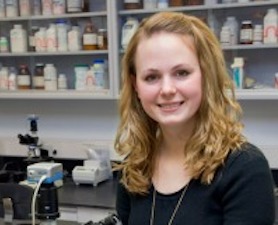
[145,74,158,82]
[176,70,189,77]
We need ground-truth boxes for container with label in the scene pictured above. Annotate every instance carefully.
[35,27,47,52]
[74,64,89,90]
[46,23,58,52]
[44,64,57,91]
[58,73,67,90]
[67,0,83,13]
[124,0,142,9]
[157,0,169,8]
[253,24,263,44]
[220,26,231,46]
[53,0,66,15]
[263,8,278,44]
[6,0,19,17]
[224,16,239,45]
[0,37,9,52]
[42,0,53,15]
[143,0,157,9]
[97,28,108,50]
[121,17,139,50]
[29,26,39,52]
[0,67,9,90]
[68,26,81,51]
[17,64,31,89]
[19,0,31,17]
[93,59,107,90]
[240,20,253,44]
[8,67,17,90]
[83,22,97,50]
[0,0,5,17]
[10,24,27,53]
[56,19,68,52]
[231,57,245,89]
[33,63,45,89]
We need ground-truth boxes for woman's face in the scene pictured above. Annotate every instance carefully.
[134,32,202,131]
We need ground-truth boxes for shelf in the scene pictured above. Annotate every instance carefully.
[118,0,278,14]
[235,89,278,100]
[222,44,278,50]
[0,11,107,22]
[0,90,115,100]
[0,50,109,57]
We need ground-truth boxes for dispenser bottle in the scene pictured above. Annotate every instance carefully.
[263,8,278,44]
[121,17,139,50]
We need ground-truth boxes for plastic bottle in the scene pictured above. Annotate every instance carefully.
[67,0,83,13]
[0,0,5,18]
[0,67,9,90]
[263,8,278,44]
[46,23,58,52]
[93,59,107,90]
[121,17,139,50]
[56,19,68,52]
[220,26,231,46]
[0,37,9,52]
[68,26,82,51]
[44,64,57,91]
[82,22,97,50]
[253,24,263,44]
[10,24,28,53]
[144,0,157,9]
[157,0,169,8]
[74,64,89,90]
[17,64,31,89]
[231,57,244,89]
[53,0,66,15]
[8,67,17,90]
[32,0,41,15]
[35,27,47,52]
[224,16,239,45]
[58,73,67,90]
[42,0,53,15]
[33,63,45,89]
[6,0,19,17]
[19,0,31,17]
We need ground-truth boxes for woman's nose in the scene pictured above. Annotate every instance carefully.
[160,76,176,95]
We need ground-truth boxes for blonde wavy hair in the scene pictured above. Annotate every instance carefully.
[114,12,246,195]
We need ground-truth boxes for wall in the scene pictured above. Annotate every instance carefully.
[0,100,277,166]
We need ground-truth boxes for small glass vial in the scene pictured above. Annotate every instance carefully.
[240,20,253,44]
[17,64,31,90]
[33,63,45,89]
[124,0,142,9]
[253,24,263,45]
[97,28,108,50]
[83,22,97,50]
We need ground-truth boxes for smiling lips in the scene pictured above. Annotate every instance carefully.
[158,101,184,111]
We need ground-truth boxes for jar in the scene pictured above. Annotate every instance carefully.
[240,20,253,44]
[17,64,31,90]
[97,28,108,50]
[169,0,184,6]
[82,22,97,50]
[33,63,45,89]
[124,0,142,9]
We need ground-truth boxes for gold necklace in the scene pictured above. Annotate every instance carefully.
[150,183,189,225]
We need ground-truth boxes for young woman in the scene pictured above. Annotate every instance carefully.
[114,12,275,225]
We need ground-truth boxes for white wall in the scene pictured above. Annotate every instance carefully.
[0,99,277,166]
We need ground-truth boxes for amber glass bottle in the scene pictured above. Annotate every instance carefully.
[18,64,31,90]
[33,63,45,90]
[83,22,97,50]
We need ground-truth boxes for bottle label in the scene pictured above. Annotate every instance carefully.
[18,75,31,86]
[33,76,45,87]
[240,28,253,43]
[83,33,97,45]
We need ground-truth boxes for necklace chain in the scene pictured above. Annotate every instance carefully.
[150,184,189,225]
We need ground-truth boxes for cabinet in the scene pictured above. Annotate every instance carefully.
[114,0,278,100]
[0,0,118,99]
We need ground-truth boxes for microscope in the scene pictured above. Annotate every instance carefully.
[18,115,52,164]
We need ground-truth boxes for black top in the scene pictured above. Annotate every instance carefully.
[116,143,276,225]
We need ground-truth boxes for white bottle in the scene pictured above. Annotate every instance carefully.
[10,24,27,53]
[220,26,231,46]
[224,16,239,45]
[68,26,81,51]
[58,73,67,90]
[93,59,107,90]
[157,0,168,8]
[0,0,5,18]
[42,0,53,15]
[53,0,66,15]
[44,64,57,91]
[6,0,19,17]
[253,24,263,44]
[8,67,17,90]
[144,0,157,9]
[263,8,278,44]
[121,17,139,50]
[19,0,31,17]
[35,27,47,52]
[56,19,68,52]
[46,23,57,52]
[0,67,9,90]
